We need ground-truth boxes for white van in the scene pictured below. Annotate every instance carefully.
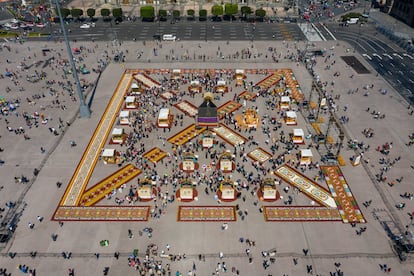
[162,34,177,41]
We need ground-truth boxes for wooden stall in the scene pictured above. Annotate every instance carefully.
[260,178,279,201]
[300,149,313,165]
[102,149,118,164]
[138,179,155,200]
[119,110,130,125]
[219,179,237,201]
[157,108,173,128]
[292,128,305,144]
[285,111,297,125]
[218,151,235,173]
[125,96,138,109]
[280,96,291,110]
[214,79,228,93]
[234,69,246,85]
[188,80,202,94]
[171,69,181,80]
[111,128,125,144]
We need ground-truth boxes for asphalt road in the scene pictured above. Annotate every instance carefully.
[46,20,307,42]
[322,22,414,104]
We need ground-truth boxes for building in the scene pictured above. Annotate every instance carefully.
[390,0,414,27]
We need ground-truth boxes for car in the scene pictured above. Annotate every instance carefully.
[162,34,177,41]
[26,22,34,27]
[153,34,161,41]
[10,24,19,30]
[36,23,45,28]
[210,16,222,22]
[80,23,91,29]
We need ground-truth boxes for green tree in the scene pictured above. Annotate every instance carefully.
[187,9,195,17]
[100,8,110,18]
[199,9,207,18]
[255,8,266,18]
[158,9,167,17]
[112,8,123,18]
[140,6,155,19]
[240,6,251,17]
[211,5,223,16]
[86,8,95,19]
[60,8,71,19]
[224,3,238,15]
[172,10,180,19]
[71,8,83,19]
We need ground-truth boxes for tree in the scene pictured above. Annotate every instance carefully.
[199,9,207,21]
[158,9,167,17]
[140,6,155,21]
[71,8,83,19]
[211,5,223,16]
[255,8,266,18]
[86,8,95,19]
[224,3,238,15]
[240,6,251,17]
[60,8,70,19]
[100,8,110,18]
[199,9,207,18]
[172,10,180,19]
[112,8,123,19]
[187,9,195,17]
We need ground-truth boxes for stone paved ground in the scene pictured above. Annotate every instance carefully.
[0,38,413,275]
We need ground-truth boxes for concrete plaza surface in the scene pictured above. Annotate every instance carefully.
[0,38,413,276]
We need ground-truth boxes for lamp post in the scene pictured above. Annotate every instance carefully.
[55,0,91,118]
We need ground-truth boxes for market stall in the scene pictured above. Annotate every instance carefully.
[285,111,297,125]
[171,69,181,80]
[138,179,156,201]
[125,96,138,109]
[111,128,125,144]
[214,79,228,93]
[300,149,313,165]
[234,69,246,85]
[218,179,237,201]
[188,80,202,94]
[119,110,130,125]
[179,152,199,173]
[102,149,119,164]
[280,96,291,110]
[259,179,280,201]
[218,151,235,173]
[292,128,305,144]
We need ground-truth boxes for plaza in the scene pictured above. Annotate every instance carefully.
[0,38,413,275]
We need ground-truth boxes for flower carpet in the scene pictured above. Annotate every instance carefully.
[53,206,150,221]
[177,206,237,222]
[143,147,168,164]
[321,166,366,223]
[167,124,206,146]
[217,101,242,119]
[79,164,141,207]
[263,206,341,221]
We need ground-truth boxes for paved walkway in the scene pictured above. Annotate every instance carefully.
[0,38,413,276]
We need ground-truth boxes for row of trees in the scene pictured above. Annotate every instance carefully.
[59,7,123,19]
[59,4,265,20]
[141,4,266,19]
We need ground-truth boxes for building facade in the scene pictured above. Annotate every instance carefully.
[390,0,414,27]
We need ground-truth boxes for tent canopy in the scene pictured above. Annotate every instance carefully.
[286,111,297,118]
[120,110,129,117]
[125,96,135,103]
[300,149,313,157]
[102,148,115,157]
[293,128,304,136]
